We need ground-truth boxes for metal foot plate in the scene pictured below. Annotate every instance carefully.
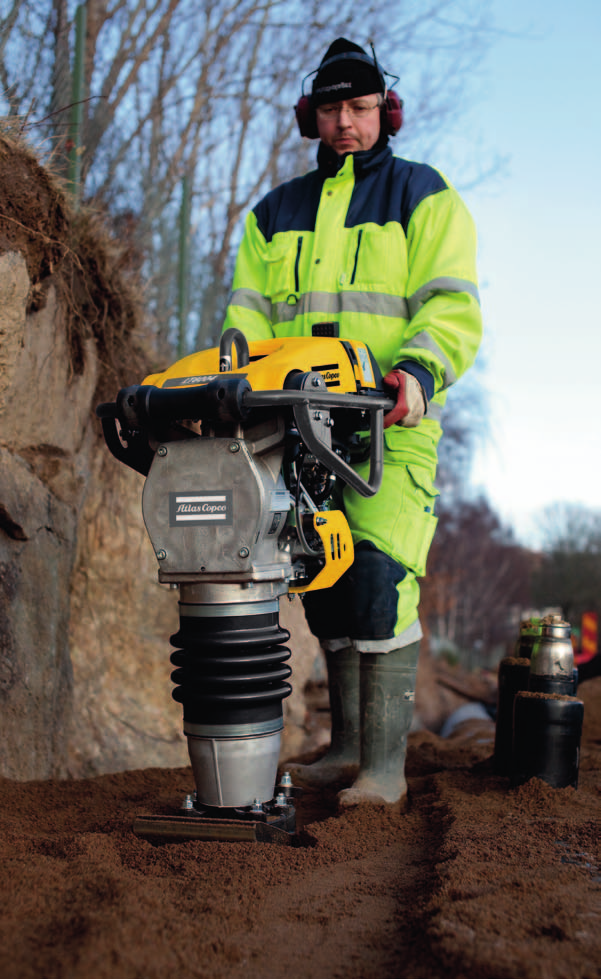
[133,813,299,846]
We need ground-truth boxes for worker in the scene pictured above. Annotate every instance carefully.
[222,37,482,807]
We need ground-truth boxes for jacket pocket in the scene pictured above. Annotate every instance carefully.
[350,225,405,289]
[390,464,439,577]
[265,235,302,302]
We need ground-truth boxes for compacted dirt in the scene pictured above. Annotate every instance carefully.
[1,679,600,979]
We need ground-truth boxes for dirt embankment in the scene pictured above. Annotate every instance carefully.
[0,131,327,780]
[0,677,599,979]
[0,131,156,780]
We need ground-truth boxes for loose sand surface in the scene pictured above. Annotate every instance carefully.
[1,680,600,979]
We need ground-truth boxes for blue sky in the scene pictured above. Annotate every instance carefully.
[450,0,601,545]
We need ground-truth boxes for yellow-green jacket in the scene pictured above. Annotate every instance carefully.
[223,142,482,578]
[224,142,481,462]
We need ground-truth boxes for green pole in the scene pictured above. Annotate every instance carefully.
[68,3,87,205]
[177,172,191,358]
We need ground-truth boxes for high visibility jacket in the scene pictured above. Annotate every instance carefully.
[223,141,482,589]
[223,141,482,460]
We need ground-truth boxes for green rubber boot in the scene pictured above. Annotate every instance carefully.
[337,641,419,807]
[287,645,360,786]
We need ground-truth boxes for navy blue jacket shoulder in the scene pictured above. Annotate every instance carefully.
[253,144,448,243]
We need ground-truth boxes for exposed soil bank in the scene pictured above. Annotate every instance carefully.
[1,679,600,979]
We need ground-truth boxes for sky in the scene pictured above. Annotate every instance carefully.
[446,0,601,547]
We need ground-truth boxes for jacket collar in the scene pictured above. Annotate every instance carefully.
[317,139,392,178]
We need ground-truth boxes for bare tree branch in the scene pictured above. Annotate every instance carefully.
[0,0,496,356]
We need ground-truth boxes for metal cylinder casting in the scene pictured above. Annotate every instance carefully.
[514,618,542,660]
[493,656,531,775]
[528,615,578,696]
[510,691,584,789]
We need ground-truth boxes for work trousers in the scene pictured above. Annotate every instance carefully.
[303,426,439,652]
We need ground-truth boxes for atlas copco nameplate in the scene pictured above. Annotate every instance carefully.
[169,491,233,527]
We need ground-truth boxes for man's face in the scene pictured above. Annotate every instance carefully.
[316,93,382,155]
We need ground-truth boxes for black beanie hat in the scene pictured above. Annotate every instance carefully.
[311,38,384,106]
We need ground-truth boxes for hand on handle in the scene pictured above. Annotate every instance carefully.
[382,370,427,429]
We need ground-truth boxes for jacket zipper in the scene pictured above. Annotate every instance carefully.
[294,236,303,293]
[350,229,363,284]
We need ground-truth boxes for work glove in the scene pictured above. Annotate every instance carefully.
[382,370,427,429]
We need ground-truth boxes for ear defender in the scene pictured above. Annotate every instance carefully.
[383,90,403,135]
[294,95,319,140]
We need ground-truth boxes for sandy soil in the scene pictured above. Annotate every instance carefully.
[1,679,600,979]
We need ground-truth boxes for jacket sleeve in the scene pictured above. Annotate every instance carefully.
[222,210,275,340]
[394,179,482,397]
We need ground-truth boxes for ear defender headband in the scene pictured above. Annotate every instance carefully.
[294,44,404,140]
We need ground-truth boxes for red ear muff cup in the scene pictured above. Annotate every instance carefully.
[383,91,403,135]
[295,95,319,139]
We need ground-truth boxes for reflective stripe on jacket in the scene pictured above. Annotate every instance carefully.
[223,141,482,447]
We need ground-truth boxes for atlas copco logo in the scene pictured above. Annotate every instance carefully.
[169,491,233,526]
[312,363,341,387]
